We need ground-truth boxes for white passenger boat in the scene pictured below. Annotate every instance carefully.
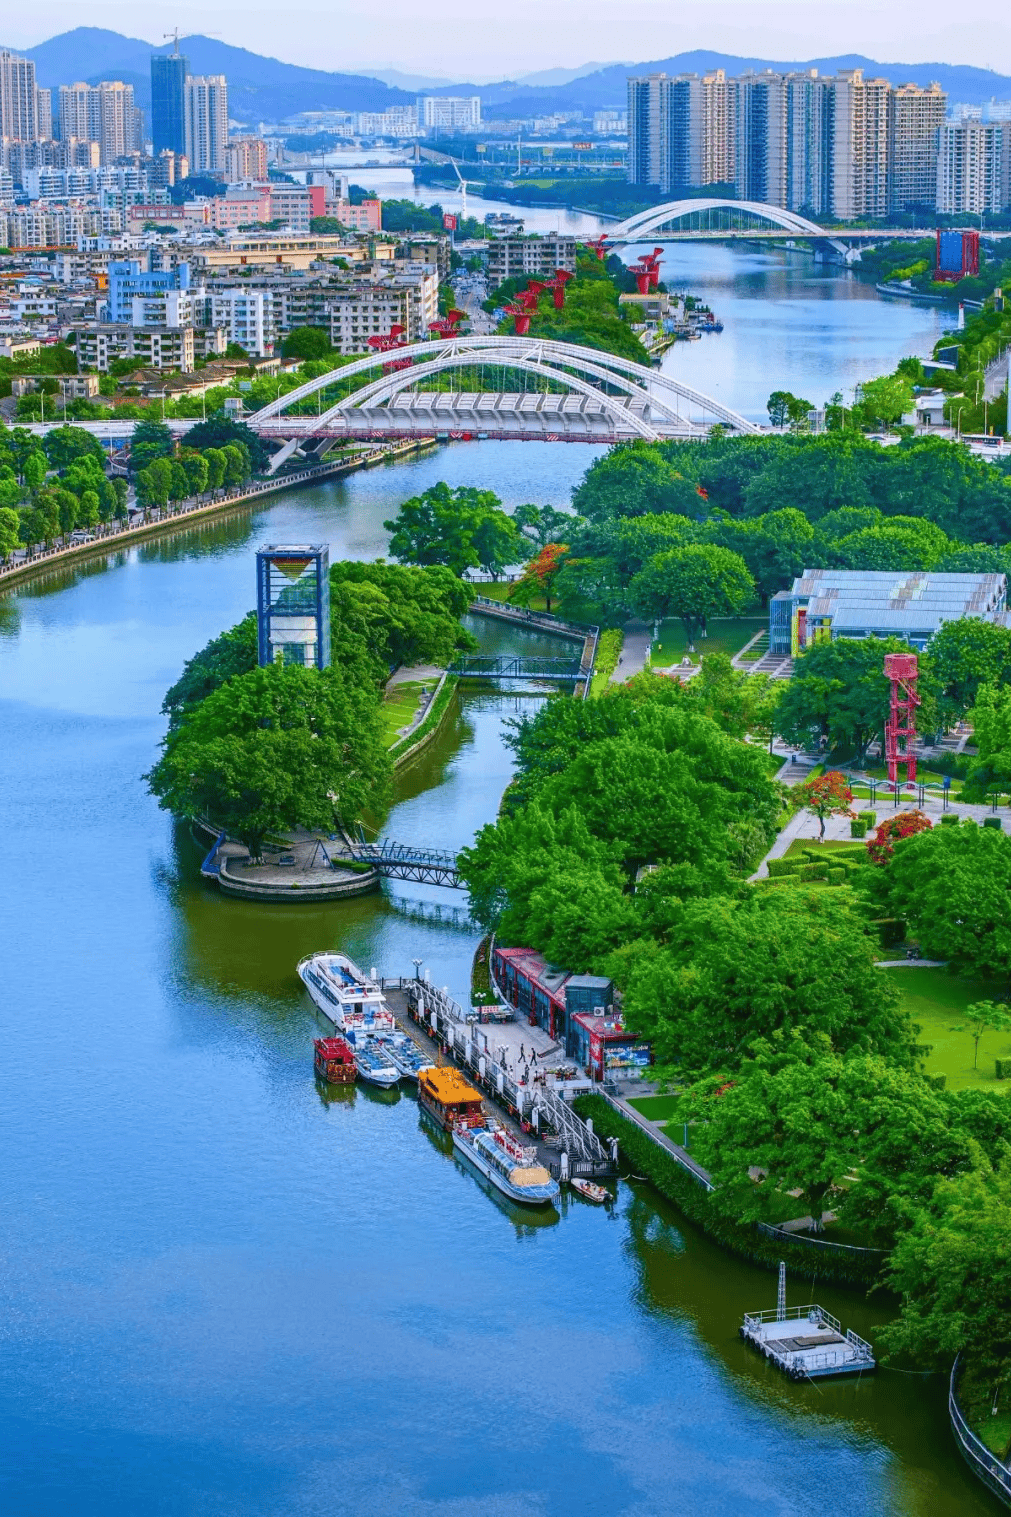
[344,1029,400,1089]
[298,952,395,1034]
[452,1122,560,1207]
[376,1031,433,1082]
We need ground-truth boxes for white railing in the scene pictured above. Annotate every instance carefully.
[949,1359,1011,1507]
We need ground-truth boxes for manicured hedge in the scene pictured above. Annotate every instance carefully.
[996,1058,1011,1080]
[983,816,1003,830]
[940,813,960,827]
[574,1095,885,1286]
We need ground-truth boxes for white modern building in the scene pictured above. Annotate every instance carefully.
[185,75,228,174]
[418,96,481,130]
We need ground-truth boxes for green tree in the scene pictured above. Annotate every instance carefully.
[23,452,46,492]
[204,447,227,491]
[162,613,258,728]
[221,443,248,487]
[281,326,332,360]
[185,416,268,473]
[146,663,391,857]
[871,820,1011,977]
[42,424,105,471]
[952,999,1011,1070]
[78,489,100,527]
[181,451,210,496]
[931,621,1011,718]
[129,419,175,474]
[513,503,573,549]
[630,544,755,644]
[137,457,173,508]
[857,372,914,428]
[776,635,939,762]
[170,460,189,500]
[571,441,702,521]
[0,504,20,556]
[767,390,795,428]
[384,482,515,577]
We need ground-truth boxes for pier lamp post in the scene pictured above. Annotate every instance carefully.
[412,957,423,982]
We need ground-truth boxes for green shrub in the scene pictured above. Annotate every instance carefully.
[940,812,960,826]
[925,1073,947,1091]
[766,858,799,878]
[983,816,1003,830]
[864,810,877,829]
[995,1058,1011,1080]
[828,867,847,884]
[800,863,826,881]
[850,817,868,838]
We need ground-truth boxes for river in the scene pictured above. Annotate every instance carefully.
[0,430,999,1514]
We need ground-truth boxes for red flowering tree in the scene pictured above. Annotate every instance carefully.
[867,810,933,866]
[793,770,854,840]
[510,541,569,613]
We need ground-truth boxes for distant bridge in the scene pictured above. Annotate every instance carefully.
[604,199,940,255]
[449,653,585,682]
[248,334,759,446]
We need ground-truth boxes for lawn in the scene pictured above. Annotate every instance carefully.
[651,616,767,668]
[380,682,425,747]
[882,966,1011,1091]
[627,1093,681,1121]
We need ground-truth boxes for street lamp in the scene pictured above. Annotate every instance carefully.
[412,957,423,982]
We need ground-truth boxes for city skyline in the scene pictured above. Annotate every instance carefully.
[3,3,1011,83]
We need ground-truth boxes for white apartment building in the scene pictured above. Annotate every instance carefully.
[58,82,142,164]
[418,96,481,130]
[486,234,577,282]
[209,288,274,356]
[326,285,414,353]
[937,120,1009,214]
[889,83,946,211]
[0,50,43,142]
[185,76,228,174]
[355,108,418,137]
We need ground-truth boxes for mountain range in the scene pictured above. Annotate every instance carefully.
[6,30,1011,127]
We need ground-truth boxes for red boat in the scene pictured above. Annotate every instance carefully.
[314,1036,356,1085]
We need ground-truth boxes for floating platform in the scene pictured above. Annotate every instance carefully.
[741,1304,876,1380]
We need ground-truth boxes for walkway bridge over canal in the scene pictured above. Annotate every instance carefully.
[449,652,585,683]
[247,334,758,448]
[348,833,463,887]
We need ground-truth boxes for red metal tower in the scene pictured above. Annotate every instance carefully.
[884,652,921,786]
[586,235,609,261]
[427,308,467,338]
[502,301,532,335]
[629,260,652,295]
[546,268,574,309]
[367,325,411,372]
[643,247,664,290]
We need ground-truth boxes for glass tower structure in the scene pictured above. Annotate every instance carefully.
[256,546,331,670]
[151,52,188,155]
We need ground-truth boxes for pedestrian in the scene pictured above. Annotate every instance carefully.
[530,1050,538,1068]
[519,1043,525,1061]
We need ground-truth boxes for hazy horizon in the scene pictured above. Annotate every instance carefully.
[5,1,1011,83]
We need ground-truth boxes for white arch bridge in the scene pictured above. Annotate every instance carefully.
[248,335,759,452]
[604,198,933,254]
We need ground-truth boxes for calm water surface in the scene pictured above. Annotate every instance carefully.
[0,461,996,1506]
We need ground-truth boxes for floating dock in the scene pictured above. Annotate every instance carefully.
[741,1301,875,1380]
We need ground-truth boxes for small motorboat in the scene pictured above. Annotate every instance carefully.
[571,1178,611,1205]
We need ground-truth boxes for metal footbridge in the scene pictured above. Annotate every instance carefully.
[348,834,462,887]
[449,653,585,682]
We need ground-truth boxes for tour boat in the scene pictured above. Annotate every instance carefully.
[453,1121,561,1207]
[570,1178,610,1205]
[417,1066,486,1131]
[313,1036,356,1085]
[343,1029,400,1089]
[298,952,395,1034]
[376,1030,433,1082]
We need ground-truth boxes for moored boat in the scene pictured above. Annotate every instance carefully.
[453,1121,560,1207]
[376,1030,433,1081]
[344,1029,400,1089]
[298,951,395,1035]
[314,1036,356,1085]
[417,1066,485,1131]
[570,1178,610,1205]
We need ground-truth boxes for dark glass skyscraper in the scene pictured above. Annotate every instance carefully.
[151,51,188,155]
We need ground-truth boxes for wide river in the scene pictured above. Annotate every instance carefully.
[0,285,993,1513]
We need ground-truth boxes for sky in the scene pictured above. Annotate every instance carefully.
[6,0,1011,81]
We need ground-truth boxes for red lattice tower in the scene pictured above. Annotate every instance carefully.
[428,308,467,339]
[884,652,921,787]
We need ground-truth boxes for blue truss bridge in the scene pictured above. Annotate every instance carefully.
[348,833,463,887]
[448,653,585,682]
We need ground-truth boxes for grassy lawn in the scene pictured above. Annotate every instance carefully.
[472,581,553,613]
[380,682,425,747]
[738,630,769,662]
[783,838,866,859]
[651,616,766,668]
[883,966,1011,1091]
[628,1094,681,1121]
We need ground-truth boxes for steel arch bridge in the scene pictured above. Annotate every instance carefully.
[606,198,848,255]
[248,334,759,447]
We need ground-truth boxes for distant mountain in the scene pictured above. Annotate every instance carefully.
[7,32,1011,129]
[3,27,414,122]
[475,51,1011,118]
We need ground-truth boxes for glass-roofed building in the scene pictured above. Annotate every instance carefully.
[769,570,1007,657]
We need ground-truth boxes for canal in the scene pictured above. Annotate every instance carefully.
[0,436,999,1515]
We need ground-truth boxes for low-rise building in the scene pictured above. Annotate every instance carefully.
[769,569,1008,656]
[73,320,226,371]
[326,284,414,353]
[486,233,577,283]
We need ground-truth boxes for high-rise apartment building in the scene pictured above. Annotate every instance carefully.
[58,81,142,164]
[0,50,41,142]
[184,75,228,174]
[225,136,268,182]
[889,82,946,211]
[734,71,787,205]
[151,51,188,155]
[628,64,947,220]
[937,120,1008,214]
[36,88,52,142]
[417,96,481,129]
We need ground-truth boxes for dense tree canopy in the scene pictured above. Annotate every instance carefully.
[775,636,940,760]
[384,482,522,577]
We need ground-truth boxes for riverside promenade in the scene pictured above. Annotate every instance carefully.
[0,437,435,590]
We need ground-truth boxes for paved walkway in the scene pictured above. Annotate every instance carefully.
[610,620,654,683]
